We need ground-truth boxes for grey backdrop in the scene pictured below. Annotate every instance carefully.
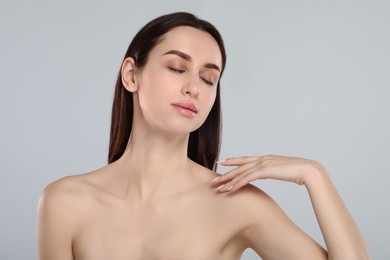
[1,0,389,259]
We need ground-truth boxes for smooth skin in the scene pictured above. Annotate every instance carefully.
[37,26,370,260]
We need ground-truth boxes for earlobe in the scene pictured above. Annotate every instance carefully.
[121,57,138,92]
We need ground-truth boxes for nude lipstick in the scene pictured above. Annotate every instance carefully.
[171,102,198,118]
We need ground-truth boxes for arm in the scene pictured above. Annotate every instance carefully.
[37,179,78,260]
[212,155,370,259]
[233,185,328,259]
[303,162,370,259]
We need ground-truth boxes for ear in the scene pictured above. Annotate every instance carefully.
[121,57,139,92]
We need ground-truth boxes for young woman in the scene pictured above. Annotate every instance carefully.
[37,12,370,259]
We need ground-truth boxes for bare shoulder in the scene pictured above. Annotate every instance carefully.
[39,174,89,207]
[190,161,275,212]
[38,174,92,226]
[38,165,111,223]
[218,184,280,224]
[37,168,111,259]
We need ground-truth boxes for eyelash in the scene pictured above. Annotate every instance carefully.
[168,67,185,73]
[202,78,214,86]
[168,67,214,86]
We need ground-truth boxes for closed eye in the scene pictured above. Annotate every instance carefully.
[201,77,214,86]
[169,66,215,86]
[168,67,185,73]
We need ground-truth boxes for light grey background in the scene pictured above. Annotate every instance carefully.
[1,0,389,259]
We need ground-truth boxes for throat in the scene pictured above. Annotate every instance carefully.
[112,148,196,203]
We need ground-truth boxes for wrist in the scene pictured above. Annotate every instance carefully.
[302,160,330,187]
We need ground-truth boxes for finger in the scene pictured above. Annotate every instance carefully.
[217,166,256,191]
[217,156,259,166]
[216,168,258,192]
[229,171,267,192]
[211,161,257,184]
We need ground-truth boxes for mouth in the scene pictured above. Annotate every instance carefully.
[171,102,198,117]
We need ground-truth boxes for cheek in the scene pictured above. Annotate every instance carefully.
[136,68,180,121]
[138,68,172,99]
[201,88,218,115]
[207,88,218,106]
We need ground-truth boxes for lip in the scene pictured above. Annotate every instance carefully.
[171,101,198,117]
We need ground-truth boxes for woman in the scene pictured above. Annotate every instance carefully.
[37,12,370,259]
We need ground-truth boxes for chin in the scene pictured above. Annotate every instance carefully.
[166,117,205,133]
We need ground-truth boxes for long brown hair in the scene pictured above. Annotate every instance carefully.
[108,12,227,170]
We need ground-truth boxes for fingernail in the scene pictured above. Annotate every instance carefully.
[216,184,225,191]
[227,185,234,191]
[211,176,221,183]
[216,159,226,164]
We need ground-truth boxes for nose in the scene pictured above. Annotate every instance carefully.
[181,76,200,99]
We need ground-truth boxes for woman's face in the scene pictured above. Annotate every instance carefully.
[132,26,222,135]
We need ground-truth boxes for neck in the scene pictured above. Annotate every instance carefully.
[114,125,194,201]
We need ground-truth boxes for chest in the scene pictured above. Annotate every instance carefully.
[72,199,244,260]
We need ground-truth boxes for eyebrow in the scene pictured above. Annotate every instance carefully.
[163,50,221,72]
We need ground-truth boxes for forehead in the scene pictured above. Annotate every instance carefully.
[152,26,222,67]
